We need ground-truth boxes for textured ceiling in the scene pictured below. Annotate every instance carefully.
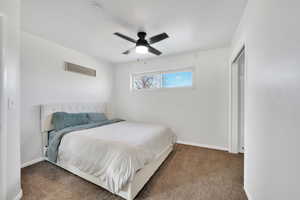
[21,0,247,63]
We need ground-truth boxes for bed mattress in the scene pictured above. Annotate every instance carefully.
[55,121,176,193]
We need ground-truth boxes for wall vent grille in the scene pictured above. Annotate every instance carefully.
[65,62,96,77]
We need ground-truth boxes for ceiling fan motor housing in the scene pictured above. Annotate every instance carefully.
[137,32,146,39]
[136,32,148,47]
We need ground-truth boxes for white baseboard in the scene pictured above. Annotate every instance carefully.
[14,190,23,200]
[177,140,228,151]
[21,157,45,168]
[244,186,252,200]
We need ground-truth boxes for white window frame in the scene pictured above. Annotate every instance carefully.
[130,67,195,92]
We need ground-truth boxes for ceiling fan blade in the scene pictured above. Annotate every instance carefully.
[149,33,169,44]
[122,47,135,55]
[148,46,162,55]
[114,32,136,43]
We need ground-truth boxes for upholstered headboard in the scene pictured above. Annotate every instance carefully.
[40,102,107,132]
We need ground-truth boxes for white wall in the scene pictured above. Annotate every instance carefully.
[0,0,21,199]
[20,32,114,164]
[113,48,229,150]
[231,0,300,199]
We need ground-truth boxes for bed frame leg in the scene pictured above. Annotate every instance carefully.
[127,184,134,200]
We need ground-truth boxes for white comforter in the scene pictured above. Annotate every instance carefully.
[57,121,176,193]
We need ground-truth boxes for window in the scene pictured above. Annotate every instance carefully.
[162,71,193,88]
[132,68,194,90]
[133,73,161,90]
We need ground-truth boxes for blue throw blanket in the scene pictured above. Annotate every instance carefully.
[47,119,124,163]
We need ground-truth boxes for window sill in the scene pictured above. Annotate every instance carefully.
[130,86,196,93]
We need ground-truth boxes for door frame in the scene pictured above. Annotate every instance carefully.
[228,45,247,153]
[0,14,7,199]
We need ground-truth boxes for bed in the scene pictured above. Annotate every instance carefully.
[41,103,176,200]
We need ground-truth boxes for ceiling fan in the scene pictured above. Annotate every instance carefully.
[114,31,169,56]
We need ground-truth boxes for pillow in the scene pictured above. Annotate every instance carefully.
[87,113,107,123]
[52,112,89,131]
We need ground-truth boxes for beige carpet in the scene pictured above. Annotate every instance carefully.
[21,144,247,200]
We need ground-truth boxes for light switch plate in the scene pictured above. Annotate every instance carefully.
[8,98,15,110]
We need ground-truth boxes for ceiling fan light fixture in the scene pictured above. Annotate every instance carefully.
[135,45,148,54]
